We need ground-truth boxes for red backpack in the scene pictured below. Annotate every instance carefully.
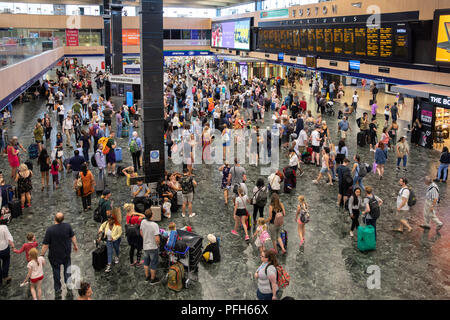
[266,264,290,289]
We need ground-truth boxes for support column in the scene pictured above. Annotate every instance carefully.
[103,0,112,100]
[111,0,123,75]
[140,0,165,183]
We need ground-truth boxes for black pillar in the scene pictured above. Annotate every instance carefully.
[140,0,165,183]
[103,0,111,100]
[111,0,123,75]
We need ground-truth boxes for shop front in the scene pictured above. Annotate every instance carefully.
[393,84,450,151]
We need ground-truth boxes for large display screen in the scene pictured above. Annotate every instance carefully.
[257,23,410,62]
[435,14,450,62]
[211,19,251,50]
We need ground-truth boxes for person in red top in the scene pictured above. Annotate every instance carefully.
[299,96,307,113]
[279,104,287,116]
[124,204,145,267]
[14,232,38,262]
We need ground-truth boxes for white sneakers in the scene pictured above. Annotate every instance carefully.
[189,212,196,218]
[350,231,354,237]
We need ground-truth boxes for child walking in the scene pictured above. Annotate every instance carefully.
[50,160,59,190]
[252,218,271,255]
[21,248,46,300]
[14,232,38,262]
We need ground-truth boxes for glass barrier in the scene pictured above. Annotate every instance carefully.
[0,37,62,70]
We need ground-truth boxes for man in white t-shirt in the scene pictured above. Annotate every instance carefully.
[352,90,359,112]
[140,210,161,284]
[395,177,413,233]
[294,128,308,155]
[310,126,321,166]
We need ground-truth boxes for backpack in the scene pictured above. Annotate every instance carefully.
[181,176,194,194]
[89,125,96,137]
[265,264,290,290]
[129,106,136,115]
[358,163,368,178]
[167,262,184,292]
[274,211,284,226]
[356,117,361,128]
[367,195,380,219]
[167,230,178,250]
[404,187,416,207]
[93,199,107,223]
[299,209,310,224]
[254,187,268,207]
[129,139,138,154]
[343,168,353,184]
[91,152,98,167]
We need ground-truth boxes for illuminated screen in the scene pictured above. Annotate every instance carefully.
[211,19,251,50]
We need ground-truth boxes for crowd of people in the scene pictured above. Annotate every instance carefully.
[0,56,446,301]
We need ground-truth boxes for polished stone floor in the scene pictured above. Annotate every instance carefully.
[0,72,449,300]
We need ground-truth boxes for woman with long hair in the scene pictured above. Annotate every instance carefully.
[124,203,145,267]
[37,147,50,191]
[231,187,250,240]
[97,208,122,273]
[254,249,279,300]
[265,193,287,254]
[348,187,362,237]
[295,195,309,247]
[7,139,20,179]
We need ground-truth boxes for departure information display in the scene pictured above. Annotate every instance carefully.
[379,27,393,58]
[354,27,366,56]
[344,28,354,55]
[257,23,411,62]
[367,28,379,57]
[316,29,324,52]
[324,28,333,53]
[333,28,343,54]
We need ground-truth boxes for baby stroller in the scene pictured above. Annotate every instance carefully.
[324,101,335,116]
[301,147,313,164]
[160,229,203,289]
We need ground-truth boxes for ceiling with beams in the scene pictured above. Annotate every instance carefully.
[0,0,248,8]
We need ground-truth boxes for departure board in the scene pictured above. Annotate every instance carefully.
[280,30,286,50]
[300,29,308,51]
[324,28,333,53]
[394,27,408,58]
[316,28,324,53]
[293,29,299,50]
[308,28,315,52]
[354,27,366,56]
[367,28,379,57]
[379,27,393,58]
[334,28,343,54]
[344,28,354,55]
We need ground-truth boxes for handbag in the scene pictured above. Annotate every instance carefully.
[76,177,83,190]
[372,161,377,173]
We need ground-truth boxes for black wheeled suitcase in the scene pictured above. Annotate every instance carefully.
[357,132,366,147]
[9,200,22,218]
[92,242,107,271]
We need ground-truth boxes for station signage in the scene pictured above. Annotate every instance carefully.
[430,94,450,108]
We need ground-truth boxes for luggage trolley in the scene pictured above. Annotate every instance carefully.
[161,229,203,289]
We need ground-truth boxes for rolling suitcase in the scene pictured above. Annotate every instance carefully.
[122,124,129,138]
[278,229,288,250]
[28,144,39,160]
[357,225,376,251]
[114,147,122,162]
[357,131,366,147]
[92,242,107,271]
[9,199,22,219]
[150,194,162,222]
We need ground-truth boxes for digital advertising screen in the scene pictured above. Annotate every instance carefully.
[435,13,450,62]
[211,19,251,50]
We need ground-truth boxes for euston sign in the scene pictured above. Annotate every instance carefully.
[430,94,450,108]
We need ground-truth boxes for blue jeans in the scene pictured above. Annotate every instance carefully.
[396,155,407,167]
[116,122,122,138]
[437,163,448,181]
[257,289,279,300]
[0,246,10,279]
[353,175,365,192]
[106,238,121,265]
[364,217,377,240]
[50,259,71,293]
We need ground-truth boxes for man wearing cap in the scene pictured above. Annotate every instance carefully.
[99,190,112,222]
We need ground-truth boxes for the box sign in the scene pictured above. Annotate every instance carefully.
[260,8,289,19]
[349,60,360,71]
[65,29,79,46]
[430,94,450,108]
